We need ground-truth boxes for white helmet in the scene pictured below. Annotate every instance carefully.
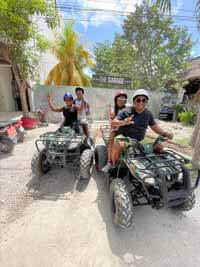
[133,89,149,100]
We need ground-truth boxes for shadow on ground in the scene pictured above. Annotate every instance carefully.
[26,167,89,201]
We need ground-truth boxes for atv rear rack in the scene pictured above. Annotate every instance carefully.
[100,125,110,144]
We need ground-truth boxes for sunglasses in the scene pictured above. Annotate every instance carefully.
[117,97,127,101]
[135,98,147,103]
[65,98,73,102]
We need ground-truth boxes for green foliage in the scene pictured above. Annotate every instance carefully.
[0,0,60,79]
[93,2,193,91]
[178,111,196,126]
[93,41,114,75]
[173,104,185,118]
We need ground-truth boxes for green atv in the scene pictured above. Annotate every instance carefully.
[31,126,95,180]
[95,125,200,229]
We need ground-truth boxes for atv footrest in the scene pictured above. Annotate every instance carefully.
[166,189,189,207]
[167,189,189,201]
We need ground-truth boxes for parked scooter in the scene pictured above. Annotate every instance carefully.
[0,119,25,153]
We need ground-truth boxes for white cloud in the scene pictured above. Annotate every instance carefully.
[58,0,142,30]
[191,50,198,57]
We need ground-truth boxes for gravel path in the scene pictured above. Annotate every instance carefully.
[0,122,200,267]
[0,124,58,232]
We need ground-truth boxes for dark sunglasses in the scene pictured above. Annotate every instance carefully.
[135,98,147,103]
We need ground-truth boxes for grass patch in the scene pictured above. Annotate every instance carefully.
[141,137,154,144]
[173,137,190,146]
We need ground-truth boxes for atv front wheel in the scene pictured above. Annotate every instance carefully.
[172,192,196,211]
[31,149,50,178]
[80,149,94,179]
[110,178,133,228]
[95,144,107,171]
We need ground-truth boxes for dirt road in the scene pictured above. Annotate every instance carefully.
[0,123,200,267]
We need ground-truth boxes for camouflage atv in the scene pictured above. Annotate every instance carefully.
[95,125,200,229]
[31,126,95,180]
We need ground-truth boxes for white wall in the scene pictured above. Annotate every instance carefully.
[37,16,64,84]
[0,65,15,112]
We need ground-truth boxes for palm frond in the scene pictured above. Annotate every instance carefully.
[45,22,92,85]
[156,0,171,14]
[196,0,200,30]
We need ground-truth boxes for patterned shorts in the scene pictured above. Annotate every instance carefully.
[114,134,130,148]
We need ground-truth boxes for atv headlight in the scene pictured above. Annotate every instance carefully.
[144,178,156,185]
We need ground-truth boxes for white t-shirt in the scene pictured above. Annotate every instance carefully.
[74,99,89,120]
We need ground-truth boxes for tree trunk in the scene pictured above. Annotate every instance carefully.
[191,109,200,168]
[12,65,29,117]
[19,80,29,117]
[190,109,200,147]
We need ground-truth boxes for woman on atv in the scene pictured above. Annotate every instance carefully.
[102,89,173,173]
[47,91,80,133]
[104,90,128,171]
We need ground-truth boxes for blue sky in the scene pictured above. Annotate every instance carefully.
[57,0,200,58]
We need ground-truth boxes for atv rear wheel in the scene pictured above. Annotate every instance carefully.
[110,178,133,228]
[95,144,107,171]
[31,149,50,178]
[172,192,196,211]
[0,136,14,153]
[80,149,93,179]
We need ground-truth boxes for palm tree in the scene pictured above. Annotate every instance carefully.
[155,0,200,28]
[156,0,200,167]
[45,23,93,86]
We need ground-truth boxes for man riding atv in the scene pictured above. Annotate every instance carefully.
[102,89,173,172]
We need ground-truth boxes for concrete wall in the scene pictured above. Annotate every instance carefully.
[0,65,15,112]
[33,85,162,122]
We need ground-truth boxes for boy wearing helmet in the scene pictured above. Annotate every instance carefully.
[103,89,173,172]
[73,87,90,137]
[47,91,78,130]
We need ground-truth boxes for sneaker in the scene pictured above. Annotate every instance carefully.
[102,162,115,173]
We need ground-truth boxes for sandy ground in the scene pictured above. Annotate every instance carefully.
[0,122,200,267]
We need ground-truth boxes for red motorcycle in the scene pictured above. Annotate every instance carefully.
[0,119,25,153]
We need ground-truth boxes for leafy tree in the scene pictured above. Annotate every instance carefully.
[45,22,93,86]
[92,41,114,76]
[155,0,200,167]
[0,0,60,116]
[155,0,200,29]
[93,2,193,91]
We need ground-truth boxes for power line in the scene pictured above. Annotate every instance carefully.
[57,4,198,21]
[60,0,197,14]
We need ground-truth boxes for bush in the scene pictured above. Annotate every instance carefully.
[173,104,186,121]
[178,111,196,126]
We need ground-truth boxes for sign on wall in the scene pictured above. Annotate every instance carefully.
[92,75,132,85]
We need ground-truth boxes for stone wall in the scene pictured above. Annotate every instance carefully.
[32,85,162,122]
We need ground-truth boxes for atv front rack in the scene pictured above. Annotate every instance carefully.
[35,131,82,153]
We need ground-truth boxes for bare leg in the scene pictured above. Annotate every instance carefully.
[82,123,89,137]
[110,141,126,165]
[108,131,116,162]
